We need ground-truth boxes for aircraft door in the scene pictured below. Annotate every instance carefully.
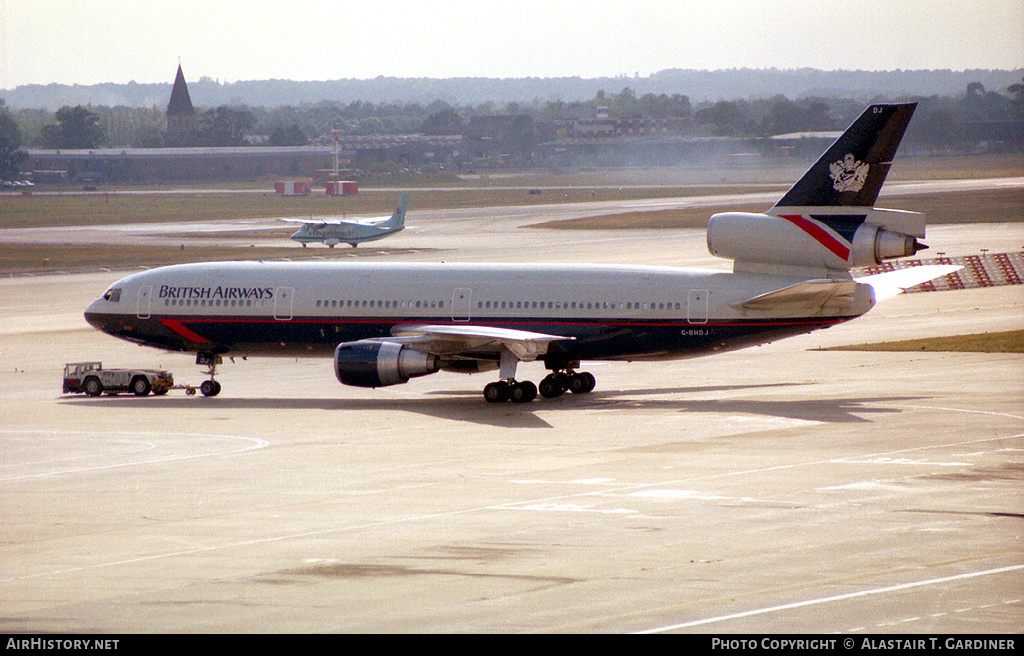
[687,290,708,324]
[274,287,295,320]
[452,288,472,322]
[136,285,152,319]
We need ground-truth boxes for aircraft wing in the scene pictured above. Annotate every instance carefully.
[278,218,332,228]
[277,216,388,227]
[855,264,963,301]
[390,324,572,361]
[733,264,962,312]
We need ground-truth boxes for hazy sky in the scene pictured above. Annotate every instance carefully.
[2,0,1021,89]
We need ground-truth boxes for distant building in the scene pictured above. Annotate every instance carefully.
[766,131,843,158]
[533,116,702,168]
[24,136,463,184]
[26,146,331,183]
[570,117,692,138]
[164,64,197,147]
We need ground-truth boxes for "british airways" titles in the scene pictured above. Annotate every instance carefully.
[158,285,275,300]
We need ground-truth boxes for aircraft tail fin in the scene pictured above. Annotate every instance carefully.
[772,103,916,209]
[386,193,409,229]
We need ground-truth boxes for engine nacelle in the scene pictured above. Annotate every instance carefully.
[334,340,439,388]
[707,211,926,270]
[849,222,925,265]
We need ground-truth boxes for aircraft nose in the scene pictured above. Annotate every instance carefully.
[84,296,115,333]
[84,300,103,330]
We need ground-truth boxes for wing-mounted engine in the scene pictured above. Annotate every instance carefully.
[707,207,927,273]
[334,340,439,388]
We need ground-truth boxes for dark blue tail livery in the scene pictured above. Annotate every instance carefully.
[773,103,916,209]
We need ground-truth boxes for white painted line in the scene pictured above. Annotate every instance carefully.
[635,564,1024,633]
[0,429,269,481]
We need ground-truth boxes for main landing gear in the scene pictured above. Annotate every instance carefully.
[539,370,596,398]
[482,350,596,403]
[482,370,596,404]
[484,379,537,403]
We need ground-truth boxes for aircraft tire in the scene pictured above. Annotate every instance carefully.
[484,381,511,403]
[569,372,596,394]
[510,381,537,403]
[200,380,221,397]
[539,374,565,399]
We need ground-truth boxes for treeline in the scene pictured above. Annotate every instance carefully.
[9,100,435,149]
[5,68,1022,111]
[9,79,1023,151]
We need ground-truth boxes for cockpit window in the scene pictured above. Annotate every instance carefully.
[103,287,122,302]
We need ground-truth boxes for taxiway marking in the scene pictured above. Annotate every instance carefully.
[635,564,1024,633]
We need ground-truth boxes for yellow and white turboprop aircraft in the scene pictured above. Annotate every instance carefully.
[280,193,408,247]
[85,103,958,402]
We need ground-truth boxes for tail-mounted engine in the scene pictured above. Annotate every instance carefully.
[707,208,927,272]
[334,340,439,388]
[705,104,929,274]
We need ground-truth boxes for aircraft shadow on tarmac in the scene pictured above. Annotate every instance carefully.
[303,246,442,257]
[227,245,443,259]
[57,382,922,430]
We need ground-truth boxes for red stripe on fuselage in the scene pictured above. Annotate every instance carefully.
[159,318,211,344]
[778,214,850,261]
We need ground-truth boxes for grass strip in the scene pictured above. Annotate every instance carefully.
[0,242,437,275]
[529,188,1024,229]
[824,330,1024,353]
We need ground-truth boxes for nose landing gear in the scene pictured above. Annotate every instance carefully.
[196,353,223,397]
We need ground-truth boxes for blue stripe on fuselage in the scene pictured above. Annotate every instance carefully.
[92,312,853,361]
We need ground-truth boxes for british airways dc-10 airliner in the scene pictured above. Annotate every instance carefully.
[85,103,957,403]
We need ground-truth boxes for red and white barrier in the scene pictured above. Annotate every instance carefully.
[274,181,311,196]
[857,251,1024,292]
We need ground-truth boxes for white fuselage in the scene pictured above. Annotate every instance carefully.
[85,260,874,362]
[290,222,401,246]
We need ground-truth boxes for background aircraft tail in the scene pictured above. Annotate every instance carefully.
[386,193,409,229]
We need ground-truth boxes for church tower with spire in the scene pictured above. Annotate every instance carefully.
[165,64,197,146]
